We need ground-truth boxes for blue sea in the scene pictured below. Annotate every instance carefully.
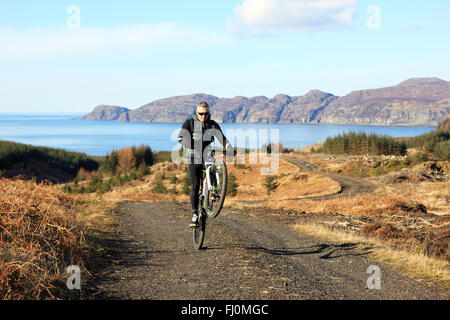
[0,113,437,156]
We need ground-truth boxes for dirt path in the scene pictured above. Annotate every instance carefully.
[95,201,447,300]
[281,155,376,200]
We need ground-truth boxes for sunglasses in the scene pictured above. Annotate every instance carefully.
[197,112,209,116]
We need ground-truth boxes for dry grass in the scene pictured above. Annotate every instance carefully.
[0,177,92,299]
[265,193,430,216]
[414,181,450,216]
[228,154,341,201]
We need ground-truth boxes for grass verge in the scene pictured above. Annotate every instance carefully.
[0,177,117,299]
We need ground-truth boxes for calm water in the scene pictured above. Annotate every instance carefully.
[0,113,436,156]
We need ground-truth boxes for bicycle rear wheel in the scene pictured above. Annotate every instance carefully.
[192,209,206,250]
[205,159,227,219]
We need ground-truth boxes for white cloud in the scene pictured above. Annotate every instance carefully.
[0,23,231,61]
[228,0,358,35]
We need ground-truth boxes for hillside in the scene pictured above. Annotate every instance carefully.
[81,77,450,126]
[0,140,100,183]
[318,78,450,126]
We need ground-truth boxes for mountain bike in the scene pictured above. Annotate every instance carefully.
[193,148,228,250]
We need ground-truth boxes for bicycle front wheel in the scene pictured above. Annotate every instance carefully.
[192,210,206,250]
[205,159,227,219]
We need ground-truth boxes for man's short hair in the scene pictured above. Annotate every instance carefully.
[197,102,209,109]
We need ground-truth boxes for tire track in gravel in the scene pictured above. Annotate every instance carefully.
[95,201,447,300]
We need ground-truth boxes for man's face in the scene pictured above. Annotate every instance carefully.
[196,106,209,123]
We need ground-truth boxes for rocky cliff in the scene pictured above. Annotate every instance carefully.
[82,105,130,121]
[315,78,450,126]
[81,78,450,126]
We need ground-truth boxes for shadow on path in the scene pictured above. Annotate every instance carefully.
[246,243,372,260]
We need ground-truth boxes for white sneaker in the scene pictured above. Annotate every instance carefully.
[190,213,199,228]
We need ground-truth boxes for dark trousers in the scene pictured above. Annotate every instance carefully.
[188,163,204,212]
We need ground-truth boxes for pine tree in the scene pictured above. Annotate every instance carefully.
[263,176,279,195]
[227,172,239,197]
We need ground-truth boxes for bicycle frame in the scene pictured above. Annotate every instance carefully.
[202,150,222,204]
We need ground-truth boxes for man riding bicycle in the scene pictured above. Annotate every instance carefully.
[178,102,234,228]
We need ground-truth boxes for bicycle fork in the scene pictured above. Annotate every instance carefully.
[206,165,221,193]
[202,165,221,208]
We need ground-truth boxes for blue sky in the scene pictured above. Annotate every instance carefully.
[1,0,449,113]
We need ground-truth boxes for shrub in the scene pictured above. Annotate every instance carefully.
[263,175,279,195]
[129,168,138,181]
[117,148,136,173]
[76,167,93,180]
[433,140,450,161]
[182,170,190,195]
[136,162,150,178]
[169,174,178,184]
[168,187,178,195]
[154,151,173,163]
[227,172,238,197]
[407,152,429,166]
[152,181,168,194]
[261,143,281,154]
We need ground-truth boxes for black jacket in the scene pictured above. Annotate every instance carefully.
[178,112,230,158]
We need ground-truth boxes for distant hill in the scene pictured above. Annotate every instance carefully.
[82,105,131,121]
[318,78,450,126]
[81,78,450,126]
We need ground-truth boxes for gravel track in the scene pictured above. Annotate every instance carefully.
[95,201,448,300]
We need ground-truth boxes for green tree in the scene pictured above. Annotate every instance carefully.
[101,150,119,174]
[152,181,168,194]
[136,162,150,178]
[263,176,279,196]
[132,145,153,167]
[181,169,190,195]
[226,172,239,197]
